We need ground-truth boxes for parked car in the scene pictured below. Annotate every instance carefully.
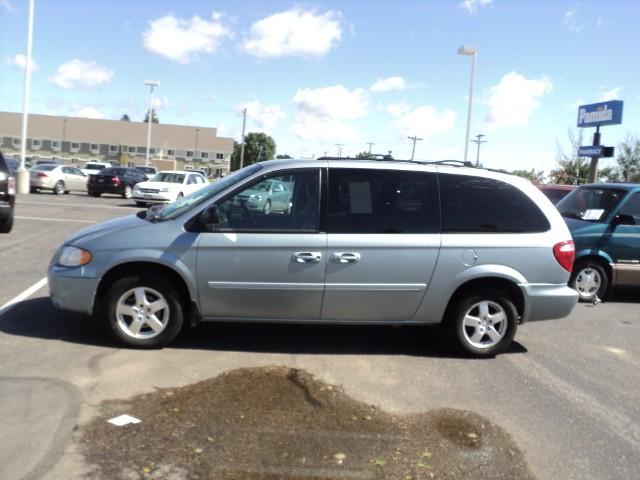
[81,161,111,177]
[132,170,208,207]
[0,151,16,233]
[134,166,158,180]
[235,178,293,214]
[48,159,578,355]
[30,164,88,194]
[87,167,147,199]
[538,184,577,204]
[556,183,640,301]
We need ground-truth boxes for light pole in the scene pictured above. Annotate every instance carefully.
[16,0,36,194]
[144,80,160,167]
[195,128,199,162]
[458,45,477,164]
[471,134,487,167]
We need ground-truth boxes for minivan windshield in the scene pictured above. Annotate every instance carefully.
[152,164,263,221]
[557,187,627,222]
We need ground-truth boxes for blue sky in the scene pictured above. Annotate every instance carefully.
[1,0,638,173]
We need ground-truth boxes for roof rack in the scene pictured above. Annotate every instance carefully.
[314,156,512,174]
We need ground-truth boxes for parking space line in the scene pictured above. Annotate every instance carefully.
[16,216,97,224]
[0,277,48,317]
[17,200,129,210]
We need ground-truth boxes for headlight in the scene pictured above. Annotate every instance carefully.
[249,194,262,201]
[57,246,92,267]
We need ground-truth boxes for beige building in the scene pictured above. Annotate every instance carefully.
[0,111,234,177]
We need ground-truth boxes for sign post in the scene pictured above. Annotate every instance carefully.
[577,100,623,182]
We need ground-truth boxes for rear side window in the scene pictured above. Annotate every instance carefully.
[327,169,439,233]
[439,174,550,233]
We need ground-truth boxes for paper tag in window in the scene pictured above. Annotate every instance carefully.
[583,209,604,221]
[349,182,372,214]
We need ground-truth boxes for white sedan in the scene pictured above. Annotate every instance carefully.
[132,170,208,206]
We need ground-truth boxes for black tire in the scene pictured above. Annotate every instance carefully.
[0,212,13,233]
[100,275,184,349]
[570,259,609,302]
[30,187,38,193]
[54,181,65,195]
[123,185,133,199]
[135,201,147,208]
[445,288,518,357]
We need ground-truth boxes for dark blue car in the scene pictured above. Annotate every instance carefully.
[557,183,640,301]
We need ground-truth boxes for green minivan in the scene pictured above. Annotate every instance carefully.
[557,183,640,301]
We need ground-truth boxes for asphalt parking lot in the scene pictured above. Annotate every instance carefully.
[0,192,639,480]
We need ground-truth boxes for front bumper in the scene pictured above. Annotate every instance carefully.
[132,192,172,203]
[48,264,100,315]
[520,283,578,322]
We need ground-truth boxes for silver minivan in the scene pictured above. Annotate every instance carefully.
[48,159,578,356]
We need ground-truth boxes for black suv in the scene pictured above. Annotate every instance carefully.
[0,151,16,233]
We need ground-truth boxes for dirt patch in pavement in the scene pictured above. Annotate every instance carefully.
[80,366,534,480]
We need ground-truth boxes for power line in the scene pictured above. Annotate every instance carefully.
[470,134,487,166]
[334,143,343,157]
[407,136,423,160]
[366,142,375,154]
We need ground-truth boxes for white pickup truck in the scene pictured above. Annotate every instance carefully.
[81,161,112,177]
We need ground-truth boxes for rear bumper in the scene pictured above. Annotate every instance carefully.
[30,178,54,189]
[520,283,578,322]
[48,264,100,315]
[89,185,125,195]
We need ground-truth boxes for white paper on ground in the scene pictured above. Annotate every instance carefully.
[107,414,141,426]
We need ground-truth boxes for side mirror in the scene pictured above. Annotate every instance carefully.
[612,213,635,227]
[199,204,220,226]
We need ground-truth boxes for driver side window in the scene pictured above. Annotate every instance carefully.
[216,170,319,232]
[619,193,640,225]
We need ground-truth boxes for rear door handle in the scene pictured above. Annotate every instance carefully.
[331,252,361,264]
[293,252,322,264]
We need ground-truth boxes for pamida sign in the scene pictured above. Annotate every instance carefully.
[577,100,623,128]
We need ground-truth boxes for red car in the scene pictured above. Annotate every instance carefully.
[538,184,576,204]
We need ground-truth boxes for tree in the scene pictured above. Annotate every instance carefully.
[614,134,640,182]
[120,114,131,121]
[355,151,372,159]
[548,128,590,185]
[276,154,292,159]
[143,109,159,123]
[512,168,545,184]
[230,132,277,171]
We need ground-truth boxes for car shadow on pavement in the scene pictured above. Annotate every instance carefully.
[609,286,640,303]
[0,297,528,358]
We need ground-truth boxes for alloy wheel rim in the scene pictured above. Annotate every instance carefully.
[575,267,601,299]
[462,300,508,349]
[115,287,170,339]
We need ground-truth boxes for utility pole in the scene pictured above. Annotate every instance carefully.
[407,136,423,160]
[366,142,375,155]
[334,143,343,157]
[239,107,247,169]
[144,80,160,167]
[470,134,487,166]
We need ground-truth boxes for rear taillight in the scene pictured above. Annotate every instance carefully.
[112,177,121,186]
[37,172,48,178]
[553,240,575,272]
[8,177,16,195]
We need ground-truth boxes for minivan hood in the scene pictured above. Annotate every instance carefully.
[65,214,148,246]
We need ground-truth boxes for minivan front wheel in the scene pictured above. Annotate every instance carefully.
[102,275,184,348]
[447,289,518,357]
[570,260,608,302]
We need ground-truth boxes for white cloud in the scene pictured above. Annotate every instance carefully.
[386,101,411,117]
[459,0,493,14]
[370,76,406,93]
[151,95,171,111]
[6,54,38,72]
[71,106,104,119]
[290,85,367,142]
[1,0,15,14]
[236,100,286,131]
[391,105,457,139]
[484,71,553,130]
[243,8,341,59]
[597,86,622,101]
[563,9,583,32]
[49,59,113,89]
[143,13,232,64]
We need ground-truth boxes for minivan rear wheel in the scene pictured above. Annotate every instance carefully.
[101,275,184,348]
[570,260,609,302]
[446,289,518,357]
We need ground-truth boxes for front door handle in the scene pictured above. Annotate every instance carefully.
[331,252,361,264]
[293,252,322,264]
